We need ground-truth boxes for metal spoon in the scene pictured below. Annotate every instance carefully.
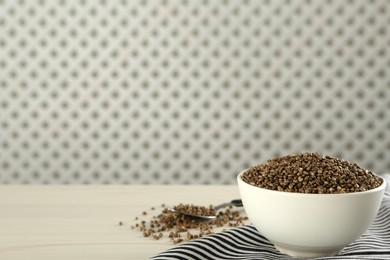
[169,199,243,221]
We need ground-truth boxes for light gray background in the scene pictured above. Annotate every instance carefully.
[0,0,389,184]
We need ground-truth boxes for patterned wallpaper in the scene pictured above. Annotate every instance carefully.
[0,0,389,183]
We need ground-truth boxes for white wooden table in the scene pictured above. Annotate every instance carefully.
[0,185,245,260]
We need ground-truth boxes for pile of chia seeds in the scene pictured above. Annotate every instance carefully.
[241,152,383,194]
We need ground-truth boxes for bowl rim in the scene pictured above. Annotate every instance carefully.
[237,169,387,197]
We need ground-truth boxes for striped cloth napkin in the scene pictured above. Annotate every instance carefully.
[151,174,390,260]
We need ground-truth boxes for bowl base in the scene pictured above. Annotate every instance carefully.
[273,241,343,257]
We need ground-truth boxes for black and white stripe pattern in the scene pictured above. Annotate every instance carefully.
[151,174,390,260]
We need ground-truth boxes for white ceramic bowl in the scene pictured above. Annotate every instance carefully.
[237,170,386,257]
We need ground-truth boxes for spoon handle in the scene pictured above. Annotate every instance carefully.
[231,199,243,207]
[214,199,243,211]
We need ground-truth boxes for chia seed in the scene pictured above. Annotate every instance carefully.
[241,152,383,194]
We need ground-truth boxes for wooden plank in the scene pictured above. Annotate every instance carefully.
[0,185,244,259]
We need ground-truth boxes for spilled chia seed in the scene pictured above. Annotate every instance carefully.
[131,203,247,244]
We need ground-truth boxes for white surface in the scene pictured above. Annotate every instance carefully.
[237,171,386,257]
[0,185,244,260]
[0,0,390,184]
